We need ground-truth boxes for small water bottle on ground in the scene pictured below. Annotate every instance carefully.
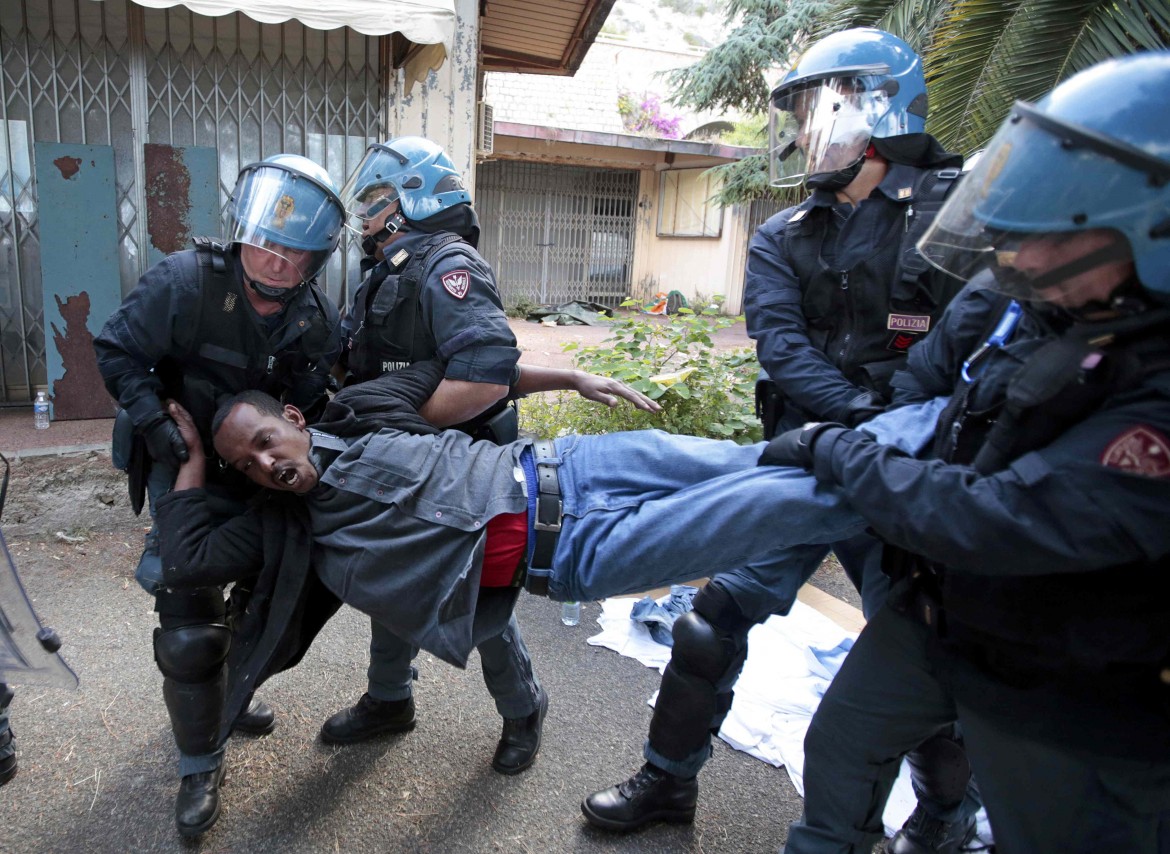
[33,390,50,430]
[561,601,581,627]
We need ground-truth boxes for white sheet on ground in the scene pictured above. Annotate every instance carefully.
[588,596,992,842]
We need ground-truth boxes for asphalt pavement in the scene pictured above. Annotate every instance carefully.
[3,526,804,853]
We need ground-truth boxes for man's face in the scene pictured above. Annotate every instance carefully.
[790,81,872,172]
[1006,228,1135,308]
[358,192,406,260]
[213,403,319,493]
[240,242,313,288]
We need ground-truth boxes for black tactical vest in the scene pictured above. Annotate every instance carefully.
[899,304,1170,682]
[346,232,465,384]
[785,168,962,395]
[155,238,335,445]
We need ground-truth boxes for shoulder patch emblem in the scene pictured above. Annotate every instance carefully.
[441,270,470,299]
[1100,425,1170,478]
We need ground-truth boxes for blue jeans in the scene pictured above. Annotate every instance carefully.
[547,399,945,605]
[543,399,946,777]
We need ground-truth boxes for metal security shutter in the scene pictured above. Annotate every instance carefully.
[477,161,637,309]
[0,0,385,403]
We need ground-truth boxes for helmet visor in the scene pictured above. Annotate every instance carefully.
[769,78,888,187]
[918,110,1142,303]
[228,163,340,281]
[339,145,410,226]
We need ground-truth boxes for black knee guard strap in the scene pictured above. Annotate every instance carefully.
[692,582,755,635]
[906,727,972,808]
[155,586,227,624]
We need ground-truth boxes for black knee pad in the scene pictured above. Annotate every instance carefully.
[153,623,231,684]
[0,683,12,709]
[671,611,736,682]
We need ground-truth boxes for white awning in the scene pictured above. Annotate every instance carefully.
[109,0,456,87]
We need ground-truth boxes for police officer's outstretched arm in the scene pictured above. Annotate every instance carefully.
[746,222,877,423]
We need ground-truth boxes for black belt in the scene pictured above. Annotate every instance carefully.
[523,439,561,596]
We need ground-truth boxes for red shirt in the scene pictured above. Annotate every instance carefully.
[479,511,527,587]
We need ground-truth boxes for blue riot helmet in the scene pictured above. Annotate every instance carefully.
[918,52,1170,305]
[769,28,928,189]
[339,136,470,231]
[228,154,344,291]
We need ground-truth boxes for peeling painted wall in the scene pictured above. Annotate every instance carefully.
[389,0,479,185]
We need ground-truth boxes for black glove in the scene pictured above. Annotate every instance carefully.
[841,389,888,427]
[140,412,189,468]
[758,421,845,470]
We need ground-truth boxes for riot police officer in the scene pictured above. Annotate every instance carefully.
[94,154,343,836]
[584,30,978,853]
[321,137,546,775]
[779,51,1170,853]
[0,682,14,786]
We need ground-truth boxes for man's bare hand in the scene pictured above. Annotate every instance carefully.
[166,400,204,462]
[573,372,661,412]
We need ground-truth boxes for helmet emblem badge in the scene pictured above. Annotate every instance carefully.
[272,194,296,229]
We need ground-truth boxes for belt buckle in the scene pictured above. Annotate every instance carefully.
[534,495,562,533]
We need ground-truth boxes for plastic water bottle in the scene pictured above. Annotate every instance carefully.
[33,390,50,430]
[561,601,581,627]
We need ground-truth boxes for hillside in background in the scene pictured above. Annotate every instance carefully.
[601,0,734,53]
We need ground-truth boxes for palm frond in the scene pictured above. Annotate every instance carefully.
[1063,0,1170,76]
[928,0,1100,155]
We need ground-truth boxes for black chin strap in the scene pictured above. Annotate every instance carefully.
[362,212,409,258]
[991,241,1132,297]
[248,278,305,306]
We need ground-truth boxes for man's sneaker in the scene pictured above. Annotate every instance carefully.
[175,762,227,838]
[231,700,276,736]
[0,727,16,787]
[888,804,978,854]
[320,693,416,744]
[581,763,698,832]
[491,688,548,775]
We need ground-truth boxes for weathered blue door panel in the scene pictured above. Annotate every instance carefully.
[34,143,120,421]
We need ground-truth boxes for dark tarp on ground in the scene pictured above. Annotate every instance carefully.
[525,301,614,326]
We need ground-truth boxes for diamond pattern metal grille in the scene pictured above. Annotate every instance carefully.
[0,0,385,403]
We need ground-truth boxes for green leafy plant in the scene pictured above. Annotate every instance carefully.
[519,299,763,443]
[505,295,541,319]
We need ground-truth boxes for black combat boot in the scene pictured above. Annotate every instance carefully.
[0,726,16,786]
[231,699,276,736]
[888,804,978,854]
[491,688,548,775]
[581,763,698,831]
[175,762,226,837]
[320,693,416,744]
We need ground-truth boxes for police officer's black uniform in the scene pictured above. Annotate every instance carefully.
[781,274,1170,851]
[95,240,339,828]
